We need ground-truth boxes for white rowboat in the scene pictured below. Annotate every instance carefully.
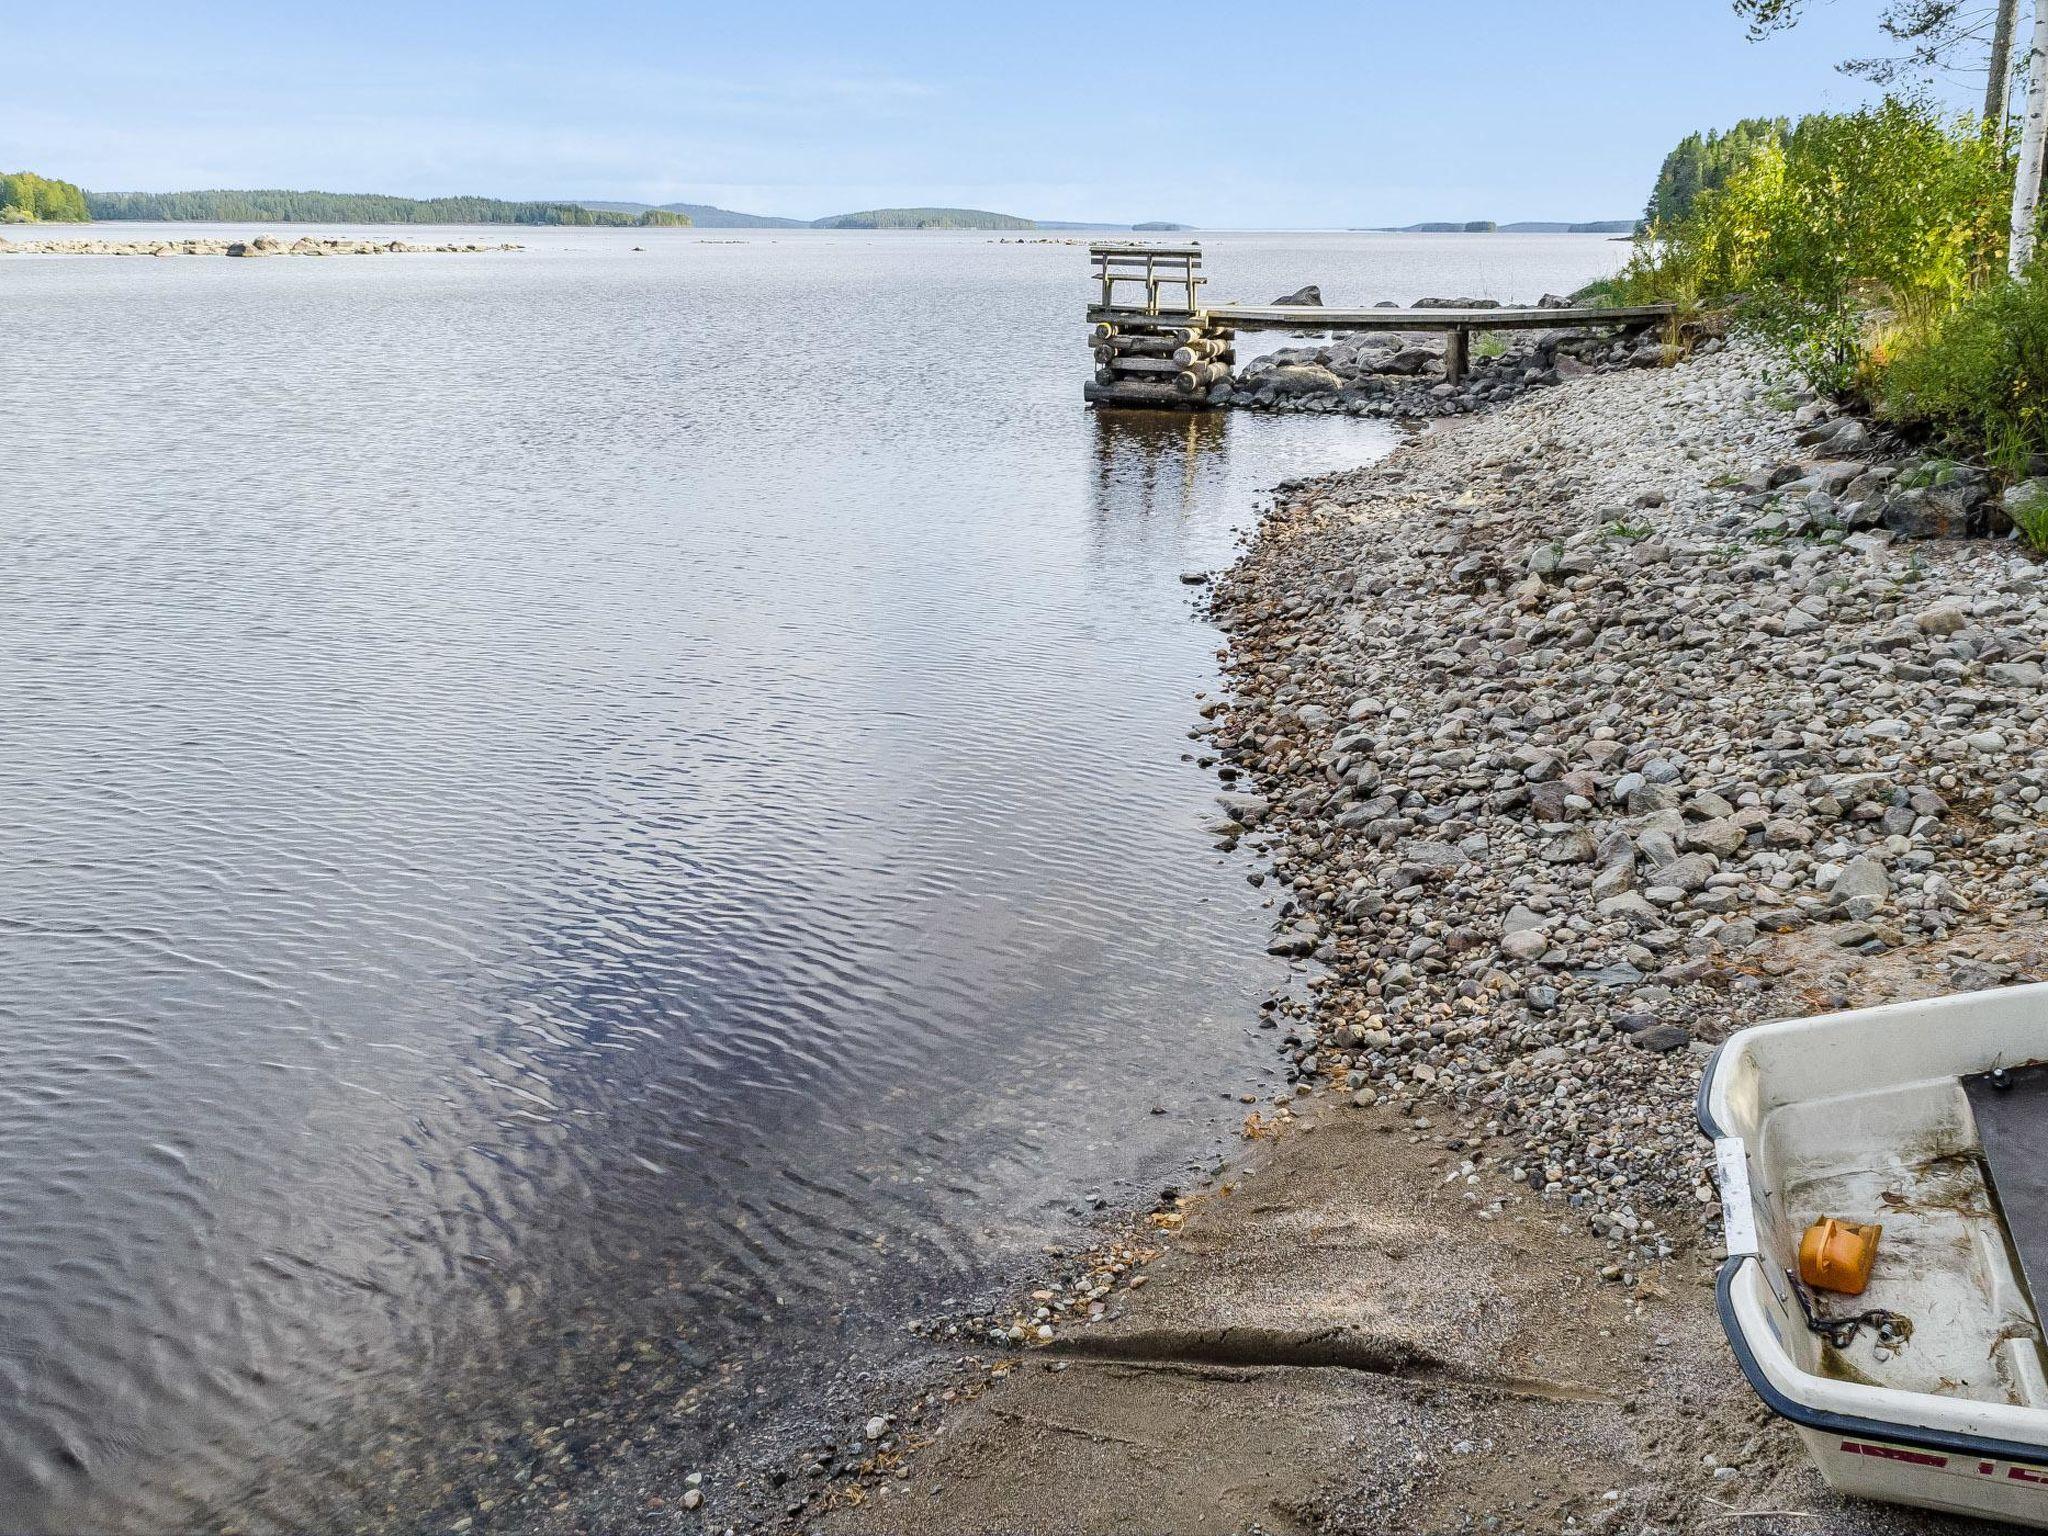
[1700,984,2048,1527]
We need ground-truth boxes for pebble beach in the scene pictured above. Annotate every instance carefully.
[1208,338,2048,1246]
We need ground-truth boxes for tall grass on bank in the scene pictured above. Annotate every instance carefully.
[1884,261,2048,478]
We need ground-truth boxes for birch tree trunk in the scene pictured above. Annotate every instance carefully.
[2012,3,2048,275]
[1988,0,2020,137]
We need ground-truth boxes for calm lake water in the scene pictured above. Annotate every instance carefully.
[0,227,1623,1531]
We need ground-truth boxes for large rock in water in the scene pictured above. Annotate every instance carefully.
[1413,296,1502,309]
[1263,364,1343,396]
[1270,285,1322,306]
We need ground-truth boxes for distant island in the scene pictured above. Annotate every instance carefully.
[5,171,1620,236]
[577,200,808,229]
[1372,218,1639,234]
[575,200,1183,231]
[813,207,1030,230]
[83,188,687,226]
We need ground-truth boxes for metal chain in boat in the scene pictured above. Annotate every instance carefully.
[1784,1268,1913,1351]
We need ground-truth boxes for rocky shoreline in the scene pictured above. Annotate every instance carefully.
[0,232,521,256]
[754,340,2048,1534]
[1203,340,2048,1240]
[1226,296,1673,421]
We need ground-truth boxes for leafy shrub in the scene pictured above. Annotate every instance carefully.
[1621,99,2011,394]
[1766,103,2007,325]
[1883,261,2048,478]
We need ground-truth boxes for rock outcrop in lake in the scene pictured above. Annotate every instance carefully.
[1231,307,1670,420]
[0,233,522,256]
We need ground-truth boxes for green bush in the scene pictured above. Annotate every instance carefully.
[1622,99,2011,393]
[1883,262,2048,479]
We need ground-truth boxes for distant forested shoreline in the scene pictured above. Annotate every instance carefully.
[83,189,690,226]
[2,171,90,222]
[811,207,1032,230]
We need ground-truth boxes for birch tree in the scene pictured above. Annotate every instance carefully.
[2013,2,2048,272]
[1988,0,2021,133]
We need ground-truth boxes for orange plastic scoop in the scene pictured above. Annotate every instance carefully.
[1799,1217,1882,1296]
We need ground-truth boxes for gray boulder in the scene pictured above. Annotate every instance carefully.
[1830,855,1890,920]
[1375,347,1436,376]
[2003,478,2048,536]
[1879,462,1995,539]
[1270,285,1323,306]
[1263,364,1343,397]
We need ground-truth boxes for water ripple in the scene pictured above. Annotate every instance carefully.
[0,226,1620,1531]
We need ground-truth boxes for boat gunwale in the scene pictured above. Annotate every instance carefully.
[1696,1038,1730,1139]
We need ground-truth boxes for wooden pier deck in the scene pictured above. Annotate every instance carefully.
[1200,302,1674,332]
[1083,243,1675,407]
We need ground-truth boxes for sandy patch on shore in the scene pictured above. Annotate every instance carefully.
[821,1098,1981,1535]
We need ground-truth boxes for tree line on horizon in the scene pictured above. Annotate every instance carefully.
[81,188,689,226]
[0,171,90,223]
[5,175,698,227]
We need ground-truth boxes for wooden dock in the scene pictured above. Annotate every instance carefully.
[1084,243,1674,408]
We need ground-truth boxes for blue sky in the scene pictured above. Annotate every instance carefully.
[4,2,1986,225]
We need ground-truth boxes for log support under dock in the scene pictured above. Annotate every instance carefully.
[1443,326,1469,386]
[1085,244,1233,410]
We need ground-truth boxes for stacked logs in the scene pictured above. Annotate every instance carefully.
[1083,317,1236,408]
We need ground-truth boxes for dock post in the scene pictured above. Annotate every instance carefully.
[1444,327,1470,386]
[1083,244,1232,410]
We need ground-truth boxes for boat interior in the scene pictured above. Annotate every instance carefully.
[1755,1065,2048,1408]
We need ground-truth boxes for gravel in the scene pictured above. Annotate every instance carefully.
[1203,339,2048,1256]
[1226,314,1679,421]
